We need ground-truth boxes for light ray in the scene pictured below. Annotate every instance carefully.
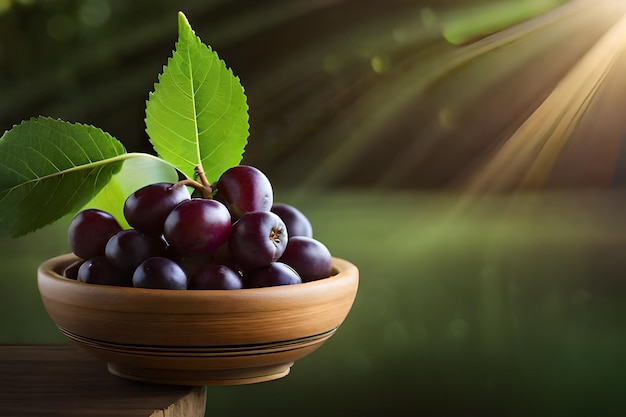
[463,9,626,193]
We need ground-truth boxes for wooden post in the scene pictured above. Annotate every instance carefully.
[0,345,207,417]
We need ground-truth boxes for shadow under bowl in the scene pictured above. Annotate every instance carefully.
[37,254,359,386]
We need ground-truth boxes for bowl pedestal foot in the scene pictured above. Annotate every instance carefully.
[107,362,293,386]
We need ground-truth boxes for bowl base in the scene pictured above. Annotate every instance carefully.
[38,254,359,387]
[107,362,293,386]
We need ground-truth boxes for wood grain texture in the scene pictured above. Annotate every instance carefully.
[36,254,359,385]
[38,255,358,346]
[0,345,207,417]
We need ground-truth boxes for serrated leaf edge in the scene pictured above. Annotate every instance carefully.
[145,11,249,182]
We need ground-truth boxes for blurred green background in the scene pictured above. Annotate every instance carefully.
[2,1,626,416]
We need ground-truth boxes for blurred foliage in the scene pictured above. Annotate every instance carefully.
[2,0,597,191]
[2,190,626,415]
[2,2,626,415]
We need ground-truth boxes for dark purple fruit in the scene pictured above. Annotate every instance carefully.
[77,256,132,287]
[229,211,288,271]
[163,199,231,254]
[123,182,190,235]
[245,262,302,288]
[176,252,212,279]
[279,236,332,282]
[215,165,273,220]
[132,257,187,290]
[188,264,243,290]
[68,209,123,260]
[211,242,243,275]
[62,260,83,280]
[271,203,313,238]
[105,229,167,272]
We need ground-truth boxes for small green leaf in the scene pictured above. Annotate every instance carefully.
[0,117,129,238]
[82,156,179,229]
[146,11,249,185]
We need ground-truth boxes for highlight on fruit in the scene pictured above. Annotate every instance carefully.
[0,12,336,290]
[66,166,333,290]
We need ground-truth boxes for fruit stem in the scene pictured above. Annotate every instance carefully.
[194,165,213,198]
[173,167,213,199]
[195,166,212,194]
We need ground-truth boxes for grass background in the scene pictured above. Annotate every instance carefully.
[2,1,626,415]
[2,189,625,416]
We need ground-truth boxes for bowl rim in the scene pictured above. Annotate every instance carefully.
[38,253,359,313]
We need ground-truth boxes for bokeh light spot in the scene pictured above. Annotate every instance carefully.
[370,55,390,74]
[79,0,111,28]
[392,27,409,43]
[420,7,438,27]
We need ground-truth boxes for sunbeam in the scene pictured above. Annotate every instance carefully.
[245,0,626,192]
[2,0,626,192]
[464,4,626,192]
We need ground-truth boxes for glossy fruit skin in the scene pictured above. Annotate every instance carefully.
[62,260,83,280]
[123,182,190,235]
[132,257,187,290]
[175,252,212,279]
[215,165,273,220]
[271,203,313,238]
[245,262,302,288]
[66,169,332,290]
[68,209,123,260]
[211,242,244,275]
[279,236,332,282]
[163,199,232,255]
[188,264,243,290]
[77,256,132,287]
[105,229,167,272]
[229,211,288,271]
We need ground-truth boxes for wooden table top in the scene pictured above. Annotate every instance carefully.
[0,345,206,417]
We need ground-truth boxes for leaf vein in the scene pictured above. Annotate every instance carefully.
[146,108,197,145]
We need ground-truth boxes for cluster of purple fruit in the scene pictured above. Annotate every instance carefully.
[63,165,333,290]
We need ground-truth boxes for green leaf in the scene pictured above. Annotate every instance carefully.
[0,117,130,238]
[82,156,179,229]
[146,11,249,185]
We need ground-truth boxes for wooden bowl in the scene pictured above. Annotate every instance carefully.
[37,254,358,386]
